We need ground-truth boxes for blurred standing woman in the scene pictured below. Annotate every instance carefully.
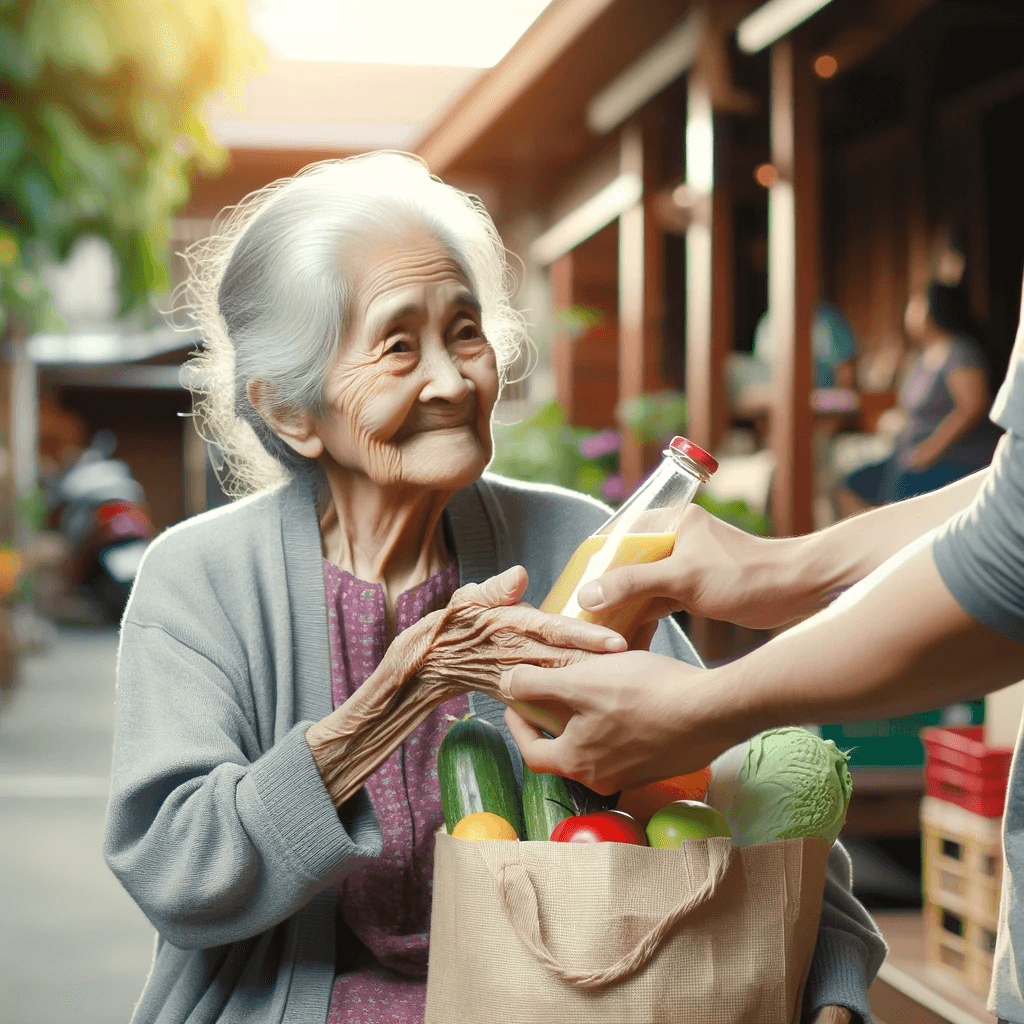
[837,280,1000,517]
[103,154,698,1024]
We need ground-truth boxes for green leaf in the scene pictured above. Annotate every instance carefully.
[0,105,28,182]
[0,22,42,86]
[16,485,48,533]
[1,0,263,321]
[13,166,61,248]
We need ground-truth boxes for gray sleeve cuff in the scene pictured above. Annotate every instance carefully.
[801,841,888,1023]
[245,721,383,883]
[802,927,875,1023]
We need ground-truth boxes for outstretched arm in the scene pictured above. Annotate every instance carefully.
[574,469,987,633]
[504,532,1024,792]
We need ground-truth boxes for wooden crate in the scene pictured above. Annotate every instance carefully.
[921,796,1003,997]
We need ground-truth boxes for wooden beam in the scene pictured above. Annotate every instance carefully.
[737,0,835,54]
[618,126,646,488]
[586,9,707,135]
[415,0,616,174]
[529,171,642,266]
[768,34,816,537]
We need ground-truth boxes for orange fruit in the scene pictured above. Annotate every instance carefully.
[451,811,519,842]
[617,766,713,826]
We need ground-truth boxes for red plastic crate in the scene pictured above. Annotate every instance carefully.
[921,726,1014,818]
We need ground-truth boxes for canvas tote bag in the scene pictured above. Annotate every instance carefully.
[425,833,830,1024]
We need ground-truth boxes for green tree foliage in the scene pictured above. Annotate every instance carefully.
[0,0,263,335]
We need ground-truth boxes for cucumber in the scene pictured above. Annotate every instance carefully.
[438,716,523,837]
[521,764,575,841]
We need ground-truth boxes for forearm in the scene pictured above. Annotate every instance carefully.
[801,469,987,593]
[306,610,467,808]
[705,542,1024,737]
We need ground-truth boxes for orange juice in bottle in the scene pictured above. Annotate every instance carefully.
[514,436,718,736]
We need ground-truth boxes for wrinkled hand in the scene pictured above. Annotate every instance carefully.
[574,504,814,631]
[501,649,740,794]
[414,565,627,702]
[307,566,625,807]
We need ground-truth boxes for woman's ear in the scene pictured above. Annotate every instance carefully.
[247,380,324,459]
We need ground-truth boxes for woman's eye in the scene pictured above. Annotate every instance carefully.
[386,339,411,355]
[455,322,481,342]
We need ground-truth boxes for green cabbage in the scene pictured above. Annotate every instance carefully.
[706,727,852,847]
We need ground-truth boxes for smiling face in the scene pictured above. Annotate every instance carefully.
[303,225,499,492]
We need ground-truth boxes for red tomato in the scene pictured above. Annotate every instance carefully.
[549,809,648,845]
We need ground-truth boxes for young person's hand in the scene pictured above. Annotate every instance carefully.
[501,650,738,793]
[575,504,823,632]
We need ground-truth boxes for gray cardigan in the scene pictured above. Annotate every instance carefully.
[106,472,884,1023]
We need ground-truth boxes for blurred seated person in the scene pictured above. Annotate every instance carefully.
[753,301,858,390]
[835,281,1001,518]
[727,303,857,450]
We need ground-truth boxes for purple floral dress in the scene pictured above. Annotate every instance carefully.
[324,558,470,1024]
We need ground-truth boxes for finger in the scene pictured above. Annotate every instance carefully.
[503,706,564,773]
[577,558,679,614]
[503,662,583,705]
[471,565,528,608]
[502,606,627,653]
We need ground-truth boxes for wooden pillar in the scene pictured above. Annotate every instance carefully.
[550,252,575,421]
[684,62,731,456]
[685,52,738,666]
[618,124,645,488]
[904,30,936,295]
[684,66,715,454]
[768,35,816,538]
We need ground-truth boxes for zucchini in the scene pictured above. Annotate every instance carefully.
[521,764,574,841]
[438,716,523,837]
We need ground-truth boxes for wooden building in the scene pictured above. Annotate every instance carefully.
[417,0,1024,537]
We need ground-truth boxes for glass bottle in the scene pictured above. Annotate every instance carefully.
[515,436,718,735]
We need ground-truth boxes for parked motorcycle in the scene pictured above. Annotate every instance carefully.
[47,429,154,622]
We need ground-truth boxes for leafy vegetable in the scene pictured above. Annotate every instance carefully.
[705,727,852,847]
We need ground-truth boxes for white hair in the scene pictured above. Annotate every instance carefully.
[179,152,528,499]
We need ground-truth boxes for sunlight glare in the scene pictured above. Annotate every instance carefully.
[250,0,554,67]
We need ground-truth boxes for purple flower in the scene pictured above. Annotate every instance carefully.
[601,474,628,503]
[580,428,621,459]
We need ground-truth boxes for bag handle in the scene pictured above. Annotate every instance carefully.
[485,837,733,990]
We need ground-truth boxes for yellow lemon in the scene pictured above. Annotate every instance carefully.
[451,811,518,842]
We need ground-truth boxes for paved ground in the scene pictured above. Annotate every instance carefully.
[0,626,155,1024]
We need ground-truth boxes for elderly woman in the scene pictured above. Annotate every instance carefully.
[105,153,883,1024]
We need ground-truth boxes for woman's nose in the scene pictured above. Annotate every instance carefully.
[419,346,473,403]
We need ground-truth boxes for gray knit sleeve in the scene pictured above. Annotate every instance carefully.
[801,842,888,1023]
[934,431,1024,643]
[106,584,383,950]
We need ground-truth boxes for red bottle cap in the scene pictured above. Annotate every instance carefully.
[669,436,718,475]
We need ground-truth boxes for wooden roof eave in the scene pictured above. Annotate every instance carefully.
[415,0,617,176]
